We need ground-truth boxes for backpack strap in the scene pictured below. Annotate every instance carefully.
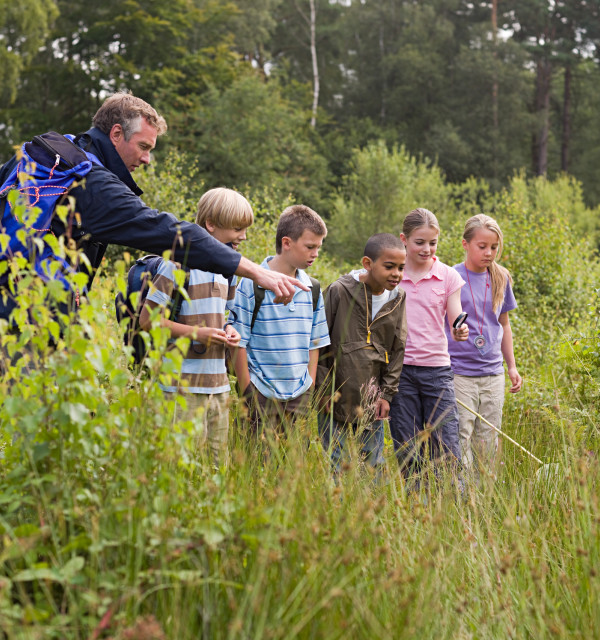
[309,276,321,313]
[251,283,266,331]
[170,268,191,321]
[131,255,189,322]
[250,276,321,332]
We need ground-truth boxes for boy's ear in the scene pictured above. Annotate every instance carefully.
[281,236,292,251]
[361,256,372,270]
[205,219,216,233]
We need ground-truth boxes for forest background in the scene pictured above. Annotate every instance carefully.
[4,0,600,227]
[2,1,600,638]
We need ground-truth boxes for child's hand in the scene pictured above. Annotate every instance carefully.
[225,324,241,346]
[452,324,469,342]
[193,327,229,346]
[508,367,523,393]
[375,398,390,420]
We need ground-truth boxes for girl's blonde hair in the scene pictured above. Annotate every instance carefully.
[195,187,254,229]
[463,214,512,312]
[402,207,440,238]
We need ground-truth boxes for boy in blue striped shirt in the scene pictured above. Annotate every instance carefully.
[231,205,330,434]
[140,188,253,468]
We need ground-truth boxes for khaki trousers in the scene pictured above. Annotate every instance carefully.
[168,392,230,468]
[453,374,505,473]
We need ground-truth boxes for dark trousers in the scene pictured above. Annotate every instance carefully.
[389,365,460,474]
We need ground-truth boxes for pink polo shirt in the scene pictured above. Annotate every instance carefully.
[401,257,465,367]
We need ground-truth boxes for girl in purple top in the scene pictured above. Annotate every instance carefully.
[446,214,522,477]
[389,208,469,482]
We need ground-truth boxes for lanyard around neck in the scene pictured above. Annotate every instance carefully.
[466,267,488,336]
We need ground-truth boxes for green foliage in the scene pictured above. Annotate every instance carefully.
[7,0,600,212]
[566,60,600,211]
[228,0,283,62]
[3,119,600,640]
[268,0,346,111]
[0,0,58,105]
[557,286,600,431]
[1,265,600,637]
[0,0,247,157]
[189,74,331,209]
[499,172,600,321]
[326,142,451,262]
[133,152,202,225]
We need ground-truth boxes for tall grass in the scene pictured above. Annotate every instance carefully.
[1,265,599,639]
[2,164,600,637]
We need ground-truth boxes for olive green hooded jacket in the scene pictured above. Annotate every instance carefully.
[316,273,407,425]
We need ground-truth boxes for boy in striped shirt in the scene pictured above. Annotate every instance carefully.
[231,205,330,434]
[140,188,253,467]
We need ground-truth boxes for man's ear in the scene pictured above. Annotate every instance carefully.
[109,123,124,145]
[361,256,372,270]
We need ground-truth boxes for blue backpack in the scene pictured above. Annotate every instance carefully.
[0,132,97,292]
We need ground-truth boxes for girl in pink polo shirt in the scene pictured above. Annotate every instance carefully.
[446,214,522,477]
[389,208,469,482]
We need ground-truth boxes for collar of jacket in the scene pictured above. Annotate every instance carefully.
[337,272,403,305]
[75,127,143,197]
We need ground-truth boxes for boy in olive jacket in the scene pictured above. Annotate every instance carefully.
[316,233,407,475]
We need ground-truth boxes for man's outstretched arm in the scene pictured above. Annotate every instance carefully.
[72,170,307,303]
[236,256,307,304]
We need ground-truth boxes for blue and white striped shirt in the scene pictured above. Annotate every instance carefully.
[231,257,330,400]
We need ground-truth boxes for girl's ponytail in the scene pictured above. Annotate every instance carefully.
[488,261,512,312]
[463,214,512,313]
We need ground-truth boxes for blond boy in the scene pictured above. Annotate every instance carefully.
[140,188,253,467]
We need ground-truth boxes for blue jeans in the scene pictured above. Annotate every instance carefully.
[318,412,385,474]
[389,365,460,473]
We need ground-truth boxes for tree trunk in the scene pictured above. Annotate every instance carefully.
[491,0,498,181]
[561,62,572,172]
[309,0,319,129]
[533,58,552,176]
[379,23,386,123]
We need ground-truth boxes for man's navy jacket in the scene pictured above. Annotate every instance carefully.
[0,127,241,290]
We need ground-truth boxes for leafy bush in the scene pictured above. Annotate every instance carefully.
[326,142,451,262]
[2,154,600,638]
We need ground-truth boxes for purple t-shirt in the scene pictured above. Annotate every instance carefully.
[446,263,517,376]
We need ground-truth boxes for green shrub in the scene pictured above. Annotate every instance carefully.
[3,157,600,639]
[326,142,451,262]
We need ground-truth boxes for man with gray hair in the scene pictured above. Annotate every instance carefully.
[0,92,302,323]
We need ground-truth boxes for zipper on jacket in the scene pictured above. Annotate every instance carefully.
[363,283,403,346]
[368,294,403,331]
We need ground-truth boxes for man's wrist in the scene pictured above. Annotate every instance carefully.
[235,256,259,279]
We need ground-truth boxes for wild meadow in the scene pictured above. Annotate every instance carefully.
[1,155,600,639]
